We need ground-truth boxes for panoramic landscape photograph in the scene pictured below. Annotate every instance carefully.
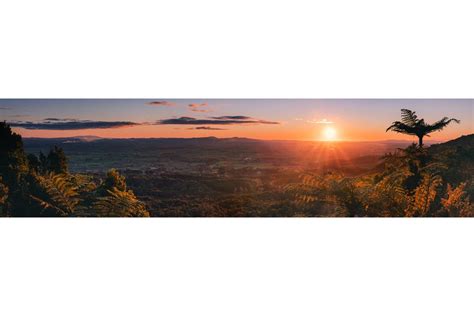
[0,99,472,217]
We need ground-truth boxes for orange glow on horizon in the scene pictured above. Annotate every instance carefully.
[3,99,471,143]
[11,119,470,143]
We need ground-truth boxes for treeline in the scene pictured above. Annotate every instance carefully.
[0,122,149,217]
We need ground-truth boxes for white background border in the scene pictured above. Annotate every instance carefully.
[1,0,473,315]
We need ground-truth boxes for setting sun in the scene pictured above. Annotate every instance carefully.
[0,100,471,219]
[322,126,338,141]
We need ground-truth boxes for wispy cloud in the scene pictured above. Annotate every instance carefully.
[156,116,280,125]
[4,114,31,118]
[146,101,175,106]
[307,118,334,124]
[8,118,140,130]
[43,117,76,121]
[188,103,210,113]
[189,126,227,130]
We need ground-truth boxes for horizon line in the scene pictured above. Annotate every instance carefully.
[20,134,469,143]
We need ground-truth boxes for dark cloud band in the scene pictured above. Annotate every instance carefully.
[147,101,175,106]
[8,119,139,130]
[211,116,252,120]
[190,126,227,130]
[157,116,279,125]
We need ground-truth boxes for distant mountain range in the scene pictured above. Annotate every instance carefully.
[23,135,446,145]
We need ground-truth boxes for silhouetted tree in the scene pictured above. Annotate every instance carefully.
[27,154,41,173]
[46,146,69,174]
[386,109,460,147]
[0,122,28,185]
[0,122,30,215]
[39,151,47,173]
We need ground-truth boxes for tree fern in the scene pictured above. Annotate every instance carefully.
[387,109,460,147]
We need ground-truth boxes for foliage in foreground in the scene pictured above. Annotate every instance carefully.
[286,144,474,217]
[0,122,149,217]
[1,117,472,217]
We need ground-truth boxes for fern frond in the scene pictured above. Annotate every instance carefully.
[400,109,419,126]
[32,172,79,216]
[93,187,149,217]
[408,173,443,216]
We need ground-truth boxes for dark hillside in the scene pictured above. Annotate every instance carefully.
[429,134,474,190]
[428,134,474,153]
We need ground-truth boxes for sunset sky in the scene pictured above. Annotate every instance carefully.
[1,99,472,142]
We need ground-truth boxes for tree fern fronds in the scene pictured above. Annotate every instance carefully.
[387,109,459,147]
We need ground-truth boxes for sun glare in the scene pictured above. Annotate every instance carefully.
[322,126,338,141]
